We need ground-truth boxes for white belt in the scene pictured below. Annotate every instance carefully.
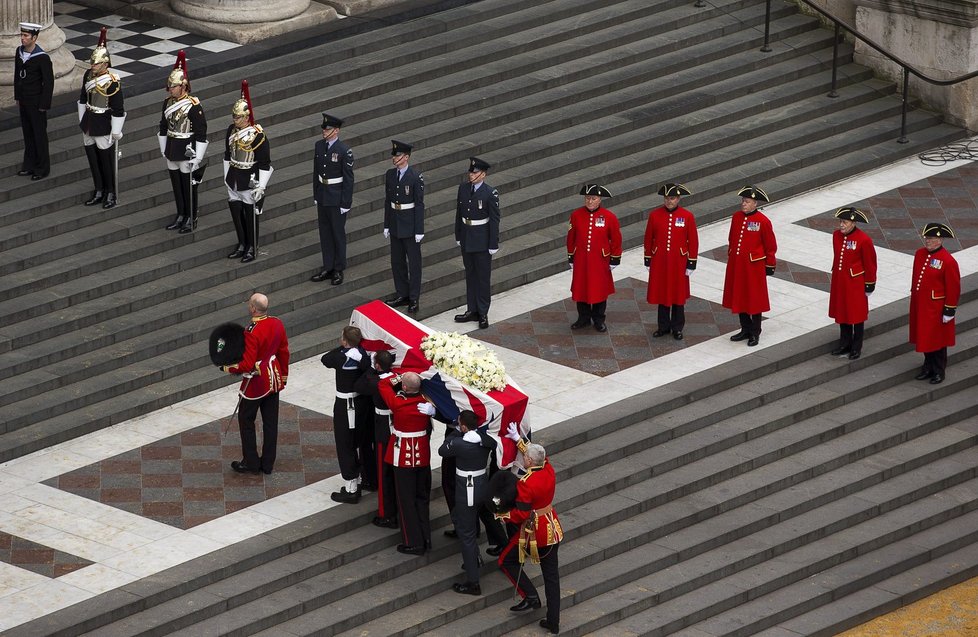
[319,176,343,185]
[375,407,392,416]
[392,428,425,438]
[337,391,357,429]
[462,217,488,226]
[457,468,487,506]
[230,160,255,169]
[86,105,109,114]
[167,131,193,139]
[391,202,415,210]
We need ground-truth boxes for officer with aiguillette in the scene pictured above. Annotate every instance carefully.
[78,27,125,210]
[223,80,271,263]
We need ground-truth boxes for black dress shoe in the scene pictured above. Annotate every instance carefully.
[848,350,861,360]
[747,336,759,347]
[386,296,409,307]
[360,481,377,492]
[396,544,426,555]
[331,271,344,285]
[228,246,246,259]
[485,544,503,557]
[17,170,32,177]
[310,269,334,282]
[444,528,458,538]
[915,370,933,381]
[31,173,47,181]
[454,311,479,323]
[261,467,272,475]
[165,216,185,230]
[331,486,361,504]
[730,331,749,342]
[240,248,256,264]
[178,218,197,234]
[231,460,260,475]
[539,619,559,634]
[84,191,103,206]
[594,322,607,333]
[407,301,419,314]
[930,373,945,384]
[673,331,683,340]
[453,582,482,596]
[372,516,398,528]
[478,316,489,329]
[571,319,590,330]
[510,597,541,612]
[652,329,669,338]
[830,346,851,356]
[102,193,117,209]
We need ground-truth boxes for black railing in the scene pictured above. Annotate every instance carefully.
[761,0,978,142]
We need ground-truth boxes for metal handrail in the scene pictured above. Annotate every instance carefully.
[761,0,978,142]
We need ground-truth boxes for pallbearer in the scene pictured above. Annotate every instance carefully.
[159,50,207,233]
[224,80,271,263]
[78,27,125,209]
[828,207,877,359]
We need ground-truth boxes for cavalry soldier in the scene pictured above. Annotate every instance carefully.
[14,21,53,180]
[828,207,877,359]
[159,50,207,234]
[311,113,355,285]
[910,223,960,384]
[567,184,622,333]
[454,157,500,329]
[722,185,778,346]
[379,372,435,554]
[224,80,271,263]
[78,27,125,210]
[354,350,399,528]
[644,183,698,340]
[384,140,425,315]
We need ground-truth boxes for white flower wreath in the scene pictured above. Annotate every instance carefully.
[420,331,507,392]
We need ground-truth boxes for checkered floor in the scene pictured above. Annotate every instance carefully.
[55,1,240,79]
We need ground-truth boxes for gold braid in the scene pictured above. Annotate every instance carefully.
[91,72,121,97]
[234,129,265,153]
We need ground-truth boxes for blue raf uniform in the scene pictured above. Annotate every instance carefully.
[311,113,355,285]
[454,157,500,329]
[384,140,425,314]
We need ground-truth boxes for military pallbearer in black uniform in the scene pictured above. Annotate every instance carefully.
[311,113,355,285]
[454,157,500,330]
[224,81,271,264]
[14,21,53,181]
[384,140,425,314]
[78,27,125,209]
[159,51,207,234]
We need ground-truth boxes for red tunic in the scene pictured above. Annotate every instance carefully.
[225,315,289,399]
[500,460,563,548]
[722,210,777,314]
[567,206,622,304]
[378,378,432,468]
[909,246,960,353]
[643,205,698,305]
[828,227,877,325]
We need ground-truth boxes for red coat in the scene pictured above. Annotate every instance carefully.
[378,377,432,468]
[500,460,563,548]
[643,205,698,305]
[828,227,877,324]
[567,206,622,304]
[909,246,960,353]
[225,315,290,399]
[722,210,777,314]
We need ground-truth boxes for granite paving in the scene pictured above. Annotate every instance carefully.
[0,531,92,578]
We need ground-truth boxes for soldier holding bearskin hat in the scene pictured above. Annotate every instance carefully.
[828,207,877,359]
[910,223,960,384]
[78,27,125,210]
[644,182,698,340]
[224,80,271,264]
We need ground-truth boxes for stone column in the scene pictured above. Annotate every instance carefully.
[166,0,338,44]
[0,0,84,106]
[853,0,978,130]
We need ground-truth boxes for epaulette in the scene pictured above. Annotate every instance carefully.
[188,96,200,106]
[254,124,263,133]
[109,72,121,82]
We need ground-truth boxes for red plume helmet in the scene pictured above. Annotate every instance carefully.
[232,80,254,125]
[166,50,190,91]
[89,26,110,66]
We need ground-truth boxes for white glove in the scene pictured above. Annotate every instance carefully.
[345,347,363,362]
[942,315,953,324]
[568,262,574,270]
[504,422,521,441]
[456,240,461,247]
[112,132,123,141]
[252,187,265,201]
[417,402,436,416]
[610,264,617,271]
[157,135,167,158]
[383,228,390,240]
[415,234,424,243]
[489,249,498,255]
[314,199,318,205]
[77,102,85,123]
[340,208,350,215]
[685,268,693,276]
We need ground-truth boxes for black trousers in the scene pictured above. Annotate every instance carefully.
[237,391,279,473]
[576,301,607,324]
[317,204,347,271]
[922,348,948,377]
[390,236,422,301]
[332,396,374,482]
[738,312,763,337]
[499,537,560,628]
[462,250,492,316]
[838,323,865,353]
[19,103,49,176]
[84,144,117,195]
[657,304,686,333]
[394,465,431,549]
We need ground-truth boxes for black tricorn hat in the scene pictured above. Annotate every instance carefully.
[658,183,691,197]
[737,185,770,203]
[486,470,520,514]
[391,139,413,156]
[922,222,955,238]
[834,207,869,223]
[321,113,343,129]
[469,156,490,173]
[580,184,612,198]
[210,322,246,366]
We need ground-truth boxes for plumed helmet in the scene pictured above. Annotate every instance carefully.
[232,79,254,125]
[167,50,190,90]
[89,26,111,67]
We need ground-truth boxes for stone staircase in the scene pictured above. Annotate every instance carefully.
[12,279,978,637]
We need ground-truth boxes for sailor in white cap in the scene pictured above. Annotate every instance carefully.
[14,21,53,180]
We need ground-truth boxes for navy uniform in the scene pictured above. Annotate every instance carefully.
[78,28,125,210]
[384,140,425,314]
[311,113,355,285]
[454,157,500,330]
[159,50,208,234]
[14,22,53,180]
[223,80,271,264]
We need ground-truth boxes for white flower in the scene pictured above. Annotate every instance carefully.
[420,331,507,392]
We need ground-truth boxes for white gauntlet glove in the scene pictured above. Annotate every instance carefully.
[417,402,436,416]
